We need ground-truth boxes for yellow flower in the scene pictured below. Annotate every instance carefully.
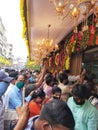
[65,55,70,70]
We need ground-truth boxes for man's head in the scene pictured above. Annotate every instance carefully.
[31,89,45,103]
[17,75,25,82]
[45,76,54,86]
[34,99,75,130]
[58,73,68,85]
[15,75,25,89]
[52,86,61,99]
[72,84,87,105]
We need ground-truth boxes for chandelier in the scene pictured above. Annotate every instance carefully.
[33,25,58,65]
[50,0,97,18]
[49,0,72,19]
[49,0,97,32]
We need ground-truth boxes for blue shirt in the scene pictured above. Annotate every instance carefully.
[9,86,31,109]
[9,85,22,109]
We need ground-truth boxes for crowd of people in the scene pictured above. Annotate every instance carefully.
[0,66,98,130]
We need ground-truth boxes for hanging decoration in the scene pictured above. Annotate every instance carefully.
[75,31,83,52]
[66,43,72,55]
[59,49,65,69]
[69,35,77,53]
[93,7,98,45]
[20,0,27,39]
[94,5,98,27]
[93,27,98,45]
[26,40,30,60]
[88,16,96,46]
[65,55,70,70]
[32,25,58,65]
[55,53,60,66]
[49,55,55,67]
[20,0,30,60]
[43,60,49,68]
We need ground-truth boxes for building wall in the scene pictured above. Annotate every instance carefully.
[0,17,13,60]
[0,17,6,57]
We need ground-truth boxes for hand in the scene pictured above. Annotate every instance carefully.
[14,103,30,130]
[21,103,30,119]
[29,90,35,96]
[41,66,46,74]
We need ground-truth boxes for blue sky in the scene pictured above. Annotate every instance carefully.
[0,0,28,60]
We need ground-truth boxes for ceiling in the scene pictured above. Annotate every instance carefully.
[26,0,94,60]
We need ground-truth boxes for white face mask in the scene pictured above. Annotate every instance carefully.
[0,82,9,96]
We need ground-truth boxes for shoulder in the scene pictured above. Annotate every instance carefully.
[24,115,39,130]
[84,100,98,115]
[29,101,38,108]
[9,86,18,95]
[67,97,73,105]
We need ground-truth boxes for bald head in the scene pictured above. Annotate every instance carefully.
[17,75,25,82]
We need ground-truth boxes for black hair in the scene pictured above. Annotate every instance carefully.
[58,73,68,83]
[45,76,53,86]
[29,71,32,75]
[85,82,97,98]
[71,84,87,99]
[63,69,70,75]
[31,89,45,100]
[52,86,61,94]
[52,77,58,86]
[5,68,10,73]
[23,74,28,80]
[87,73,96,82]
[45,73,53,80]
[39,99,75,129]
[9,71,18,80]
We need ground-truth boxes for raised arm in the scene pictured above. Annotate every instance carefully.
[14,103,29,130]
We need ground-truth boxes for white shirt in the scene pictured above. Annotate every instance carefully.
[3,83,14,109]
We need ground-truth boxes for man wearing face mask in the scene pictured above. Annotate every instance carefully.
[8,79,34,118]
[67,84,98,130]
[0,70,14,130]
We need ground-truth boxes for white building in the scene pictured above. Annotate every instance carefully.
[0,17,13,60]
[0,17,6,57]
[6,43,13,60]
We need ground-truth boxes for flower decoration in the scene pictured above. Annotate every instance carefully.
[65,55,70,70]
[20,0,30,59]
[20,0,27,39]
[55,53,60,66]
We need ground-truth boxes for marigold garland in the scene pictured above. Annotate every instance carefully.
[20,0,27,39]
[26,40,30,60]
[65,55,70,70]
[20,0,30,60]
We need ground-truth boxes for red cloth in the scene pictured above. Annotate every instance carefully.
[29,101,41,118]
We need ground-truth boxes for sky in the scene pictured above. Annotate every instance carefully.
[0,0,28,61]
